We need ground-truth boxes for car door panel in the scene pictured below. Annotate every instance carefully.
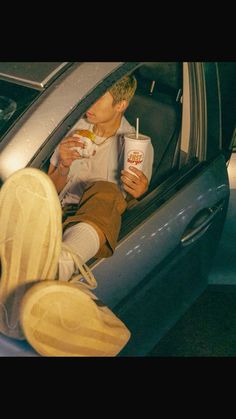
[91,154,229,355]
[119,199,228,356]
[181,198,226,246]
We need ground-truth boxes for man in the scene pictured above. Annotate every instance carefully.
[48,74,153,282]
[0,74,153,354]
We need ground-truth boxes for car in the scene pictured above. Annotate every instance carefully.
[0,61,235,356]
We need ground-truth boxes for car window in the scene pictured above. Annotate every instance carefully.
[40,62,184,188]
[40,62,203,195]
[0,80,40,140]
[35,61,223,246]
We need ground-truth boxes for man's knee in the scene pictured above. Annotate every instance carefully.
[80,181,127,215]
[62,181,127,259]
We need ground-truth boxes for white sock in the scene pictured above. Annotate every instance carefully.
[58,222,100,281]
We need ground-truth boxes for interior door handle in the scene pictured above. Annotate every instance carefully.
[181,200,225,246]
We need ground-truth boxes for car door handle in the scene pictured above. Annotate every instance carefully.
[181,200,225,246]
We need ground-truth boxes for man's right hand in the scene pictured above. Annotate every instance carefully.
[58,135,85,168]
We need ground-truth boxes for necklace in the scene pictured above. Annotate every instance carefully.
[91,125,118,146]
[94,134,113,146]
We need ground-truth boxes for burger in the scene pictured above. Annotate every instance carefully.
[73,129,96,142]
[72,129,97,158]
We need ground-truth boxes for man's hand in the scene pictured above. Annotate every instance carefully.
[121,166,149,199]
[58,135,85,168]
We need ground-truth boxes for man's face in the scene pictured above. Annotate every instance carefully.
[86,91,122,124]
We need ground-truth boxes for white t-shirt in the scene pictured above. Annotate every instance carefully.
[50,116,154,206]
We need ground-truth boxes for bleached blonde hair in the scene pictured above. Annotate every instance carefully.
[109,74,137,105]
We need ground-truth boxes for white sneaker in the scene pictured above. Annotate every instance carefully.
[0,168,62,339]
[20,279,130,357]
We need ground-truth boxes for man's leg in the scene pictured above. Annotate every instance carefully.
[0,168,62,339]
[58,222,102,281]
[58,181,127,281]
[19,180,129,356]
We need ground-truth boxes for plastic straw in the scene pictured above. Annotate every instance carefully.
[136,117,139,140]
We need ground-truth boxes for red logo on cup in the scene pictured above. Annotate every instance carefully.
[127,150,144,165]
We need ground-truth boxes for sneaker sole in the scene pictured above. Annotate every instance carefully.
[0,168,62,339]
[20,280,130,356]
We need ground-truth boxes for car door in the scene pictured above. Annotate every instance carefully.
[88,62,232,356]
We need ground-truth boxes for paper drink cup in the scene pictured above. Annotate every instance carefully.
[124,133,151,174]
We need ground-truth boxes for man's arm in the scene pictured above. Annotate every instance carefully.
[48,162,69,194]
[48,135,85,193]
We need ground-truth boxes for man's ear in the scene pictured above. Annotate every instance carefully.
[116,100,128,113]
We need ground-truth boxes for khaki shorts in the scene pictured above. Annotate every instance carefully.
[62,181,128,259]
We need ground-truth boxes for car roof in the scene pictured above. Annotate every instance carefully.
[0,62,73,90]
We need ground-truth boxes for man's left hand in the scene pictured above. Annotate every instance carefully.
[121,167,149,199]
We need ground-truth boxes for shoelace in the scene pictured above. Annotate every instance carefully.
[61,243,97,290]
